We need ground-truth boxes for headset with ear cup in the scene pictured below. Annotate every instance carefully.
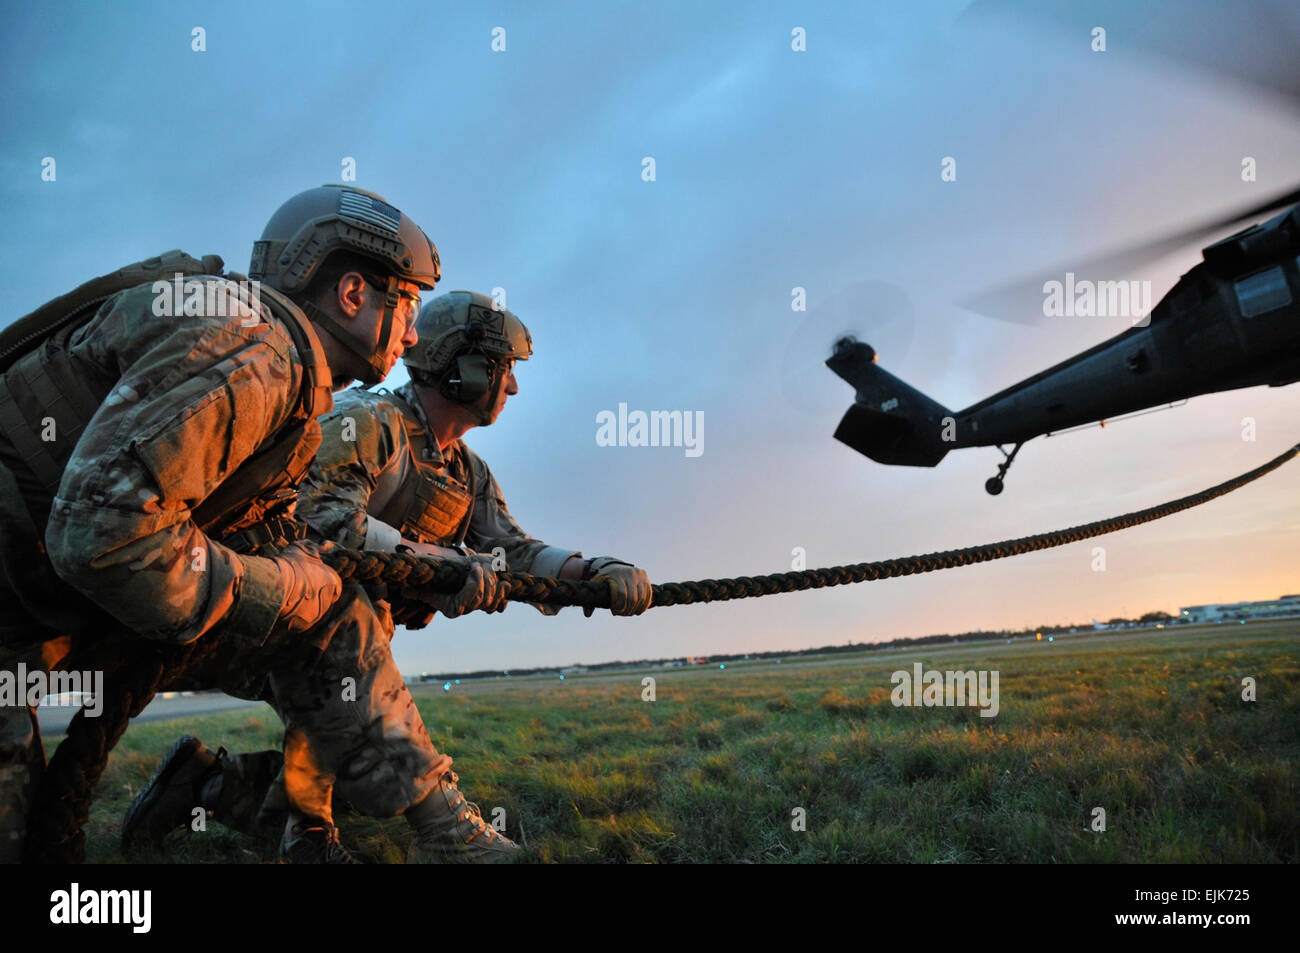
[438,307,493,403]
[407,290,534,405]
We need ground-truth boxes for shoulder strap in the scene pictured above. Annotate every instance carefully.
[189,289,334,538]
[254,284,333,422]
[380,387,431,461]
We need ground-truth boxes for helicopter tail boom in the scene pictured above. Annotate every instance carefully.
[827,338,952,467]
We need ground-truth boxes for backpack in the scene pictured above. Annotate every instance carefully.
[0,250,225,372]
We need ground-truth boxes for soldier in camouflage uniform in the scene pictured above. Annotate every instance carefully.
[130,290,653,862]
[0,185,504,863]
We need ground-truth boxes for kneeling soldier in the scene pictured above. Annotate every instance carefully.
[0,184,505,863]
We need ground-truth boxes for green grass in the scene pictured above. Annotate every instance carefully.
[75,621,1299,863]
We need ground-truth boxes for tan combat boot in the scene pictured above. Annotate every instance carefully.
[405,770,521,863]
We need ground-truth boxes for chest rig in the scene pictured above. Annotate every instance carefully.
[374,389,478,547]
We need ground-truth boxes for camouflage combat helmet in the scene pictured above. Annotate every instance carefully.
[249,184,441,385]
[406,290,533,403]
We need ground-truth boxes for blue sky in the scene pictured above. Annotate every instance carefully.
[3,1,1298,672]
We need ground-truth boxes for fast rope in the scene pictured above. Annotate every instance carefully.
[27,440,1299,862]
[328,440,1300,611]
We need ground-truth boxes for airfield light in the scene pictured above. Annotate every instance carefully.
[560,674,565,680]
[1036,633,1042,641]
[1048,636,1054,642]
[719,663,726,669]
[455,679,461,684]
[442,682,451,692]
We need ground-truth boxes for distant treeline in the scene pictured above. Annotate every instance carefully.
[416,610,1178,683]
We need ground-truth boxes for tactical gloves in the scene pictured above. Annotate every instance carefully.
[271,540,344,634]
[439,552,511,618]
[402,549,510,618]
[582,557,653,616]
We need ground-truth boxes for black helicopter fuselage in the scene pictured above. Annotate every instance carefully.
[827,205,1300,488]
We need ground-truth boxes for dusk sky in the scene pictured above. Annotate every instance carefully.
[3,1,1297,673]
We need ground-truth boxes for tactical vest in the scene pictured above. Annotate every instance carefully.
[372,389,478,547]
[0,251,332,547]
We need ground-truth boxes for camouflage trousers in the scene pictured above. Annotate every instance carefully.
[0,585,450,862]
[196,609,446,839]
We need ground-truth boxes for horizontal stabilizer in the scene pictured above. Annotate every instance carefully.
[834,403,948,466]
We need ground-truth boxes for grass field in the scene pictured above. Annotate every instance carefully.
[75,620,1299,863]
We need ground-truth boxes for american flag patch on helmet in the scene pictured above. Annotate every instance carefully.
[339,190,401,234]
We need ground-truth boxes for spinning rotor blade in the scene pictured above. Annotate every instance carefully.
[960,185,1300,324]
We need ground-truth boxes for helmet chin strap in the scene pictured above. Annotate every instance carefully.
[298,278,399,387]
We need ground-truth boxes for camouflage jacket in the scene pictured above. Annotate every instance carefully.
[0,278,330,648]
[297,382,578,611]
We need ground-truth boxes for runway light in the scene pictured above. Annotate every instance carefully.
[719,663,725,670]
[442,682,451,692]
[1048,636,1054,642]
[455,679,461,684]
[560,674,565,680]
[1036,633,1042,641]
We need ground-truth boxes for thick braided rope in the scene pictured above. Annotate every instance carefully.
[27,439,1298,862]
[327,441,1300,611]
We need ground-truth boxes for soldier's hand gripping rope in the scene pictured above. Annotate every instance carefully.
[271,540,345,633]
[397,548,510,619]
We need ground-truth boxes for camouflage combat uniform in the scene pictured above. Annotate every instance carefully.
[201,380,580,835]
[0,279,449,859]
